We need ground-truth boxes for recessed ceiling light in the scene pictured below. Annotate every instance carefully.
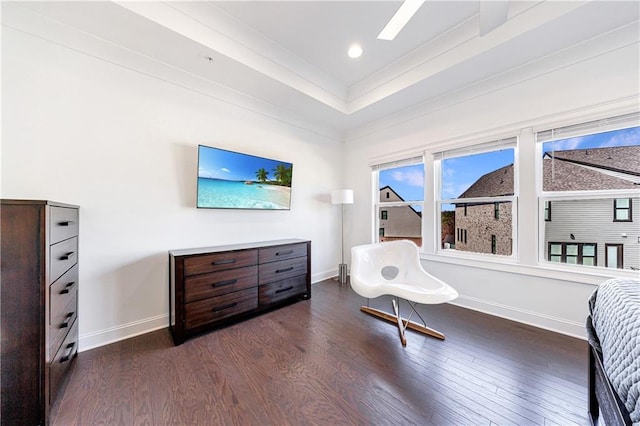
[348,44,363,59]
[377,0,425,41]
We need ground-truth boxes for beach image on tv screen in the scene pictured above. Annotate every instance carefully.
[197,145,292,210]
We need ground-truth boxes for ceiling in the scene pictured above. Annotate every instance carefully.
[4,1,640,140]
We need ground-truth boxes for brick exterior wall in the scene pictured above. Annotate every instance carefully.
[455,202,512,255]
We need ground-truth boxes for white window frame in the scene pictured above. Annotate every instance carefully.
[371,154,425,245]
[435,137,519,260]
[535,112,640,271]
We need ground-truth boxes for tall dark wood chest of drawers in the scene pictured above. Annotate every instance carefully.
[1,200,80,425]
[170,239,311,345]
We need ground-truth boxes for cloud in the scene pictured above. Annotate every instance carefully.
[389,169,424,187]
[601,127,640,147]
[442,167,455,178]
[221,168,230,173]
[441,180,473,199]
[549,136,586,151]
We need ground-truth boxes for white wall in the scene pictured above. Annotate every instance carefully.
[344,39,640,338]
[1,27,344,350]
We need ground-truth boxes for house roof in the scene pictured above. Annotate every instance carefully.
[543,146,640,176]
[458,145,639,197]
[459,164,514,198]
[379,186,422,218]
[543,145,640,191]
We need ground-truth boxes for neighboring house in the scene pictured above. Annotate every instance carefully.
[455,164,514,255]
[454,146,639,269]
[543,146,640,270]
[379,186,422,246]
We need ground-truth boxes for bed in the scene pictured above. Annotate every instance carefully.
[586,277,640,426]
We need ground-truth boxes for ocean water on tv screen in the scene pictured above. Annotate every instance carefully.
[198,178,291,209]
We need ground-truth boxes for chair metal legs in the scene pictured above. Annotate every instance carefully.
[360,298,445,346]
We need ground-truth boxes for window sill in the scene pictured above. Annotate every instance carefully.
[421,251,639,286]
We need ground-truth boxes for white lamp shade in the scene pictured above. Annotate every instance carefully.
[331,189,354,204]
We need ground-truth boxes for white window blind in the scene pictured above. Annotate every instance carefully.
[370,154,423,171]
[537,112,640,143]
[434,137,517,160]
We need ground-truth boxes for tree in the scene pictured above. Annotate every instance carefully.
[255,168,269,183]
[273,164,292,186]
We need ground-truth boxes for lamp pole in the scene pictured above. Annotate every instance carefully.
[331,189,353,286]
[338,202,347,285]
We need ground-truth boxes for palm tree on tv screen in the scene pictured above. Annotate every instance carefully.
[256,168,269,183]
[273,164,292,186]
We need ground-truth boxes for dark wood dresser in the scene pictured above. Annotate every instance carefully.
[169,239,311,345]
[1,200,80,425]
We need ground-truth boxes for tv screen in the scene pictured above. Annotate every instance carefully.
[197,145,293,210]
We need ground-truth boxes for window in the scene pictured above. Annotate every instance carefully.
[605,244,623,269]
[437,138,517,256]
[614,198,632,222]
[537,112,639,271]
[455,228,468,244]
[373,156,424,247]
[544,201,551,221]
[548,242,597,266]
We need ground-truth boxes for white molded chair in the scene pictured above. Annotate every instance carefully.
[350,240,458,346]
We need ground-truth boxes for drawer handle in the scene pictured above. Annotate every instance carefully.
[276,250,293,256]
[275,286,294,294]
[60,342,76,363]
[58,220,75,227]
[59,252,76,261]
[276,266,294,273]
[60,281,76,294]
[212,302,237,313]
[212,259,235,266]
[60,312,74,328]
[212,279,237,288]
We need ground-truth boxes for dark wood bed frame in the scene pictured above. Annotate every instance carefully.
[588,317,632,426]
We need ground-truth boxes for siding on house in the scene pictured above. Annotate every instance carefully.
[379,186,422,245]
[453,145,639,265]
[544,197,640,270]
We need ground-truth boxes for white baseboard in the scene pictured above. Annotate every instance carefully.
[79,314,169,352]
[450,295,586,340]
[312,268,337,283]
[81,273,334,352]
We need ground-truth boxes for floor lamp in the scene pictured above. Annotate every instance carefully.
[331,189,354,285]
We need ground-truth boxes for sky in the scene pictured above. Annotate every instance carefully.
[379,163,424,202]
[198,145,291,182]
[380,126,639,203]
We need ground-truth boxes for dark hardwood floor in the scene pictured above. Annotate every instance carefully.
[52,279,589,425]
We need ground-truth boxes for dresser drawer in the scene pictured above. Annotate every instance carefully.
[259,243,307,264]
[50,237,78,284]
[184,249,257,276]
[259,257,307,285]
[50,206,79,244]
[185,287,258,329]
[50,318,78,403]
[50,265,78,356]
[49,296,77,358]
[259,275,307,306]
[185,265,257,303]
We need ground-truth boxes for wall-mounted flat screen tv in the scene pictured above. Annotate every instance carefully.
[197,144,293,210]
